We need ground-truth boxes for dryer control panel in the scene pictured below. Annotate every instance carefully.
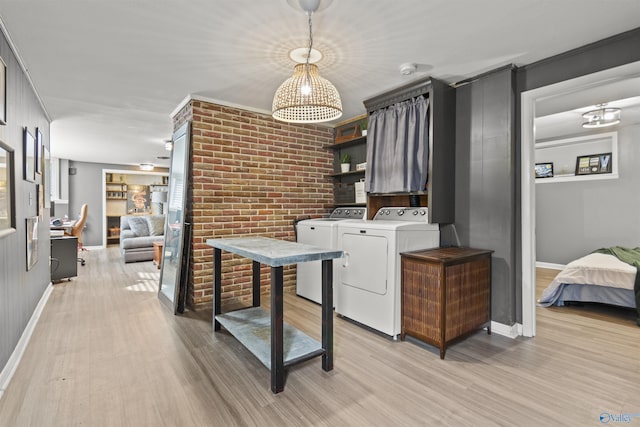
[372,207,428,222]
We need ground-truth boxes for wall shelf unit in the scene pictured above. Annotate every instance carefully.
[328,115,368,207]
[535,131,618,184]
[362,77,455,222]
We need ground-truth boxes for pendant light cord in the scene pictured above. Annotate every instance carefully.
[304,11,313,93]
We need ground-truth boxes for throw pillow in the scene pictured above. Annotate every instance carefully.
[146,215,165,236]
[128,216,150,237]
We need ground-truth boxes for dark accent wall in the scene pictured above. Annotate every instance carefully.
[455,67,517,325]
[519,27,640,92]
[456,27,640,327]
[0,30,51,374]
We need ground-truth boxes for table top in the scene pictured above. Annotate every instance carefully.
[49,219,76,231]
[401,246,493,264]
[206,236,343,267]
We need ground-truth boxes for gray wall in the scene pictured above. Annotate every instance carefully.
[68,161,168,246]
[455,67,517,325]
[0,29,51,373]
[536,124,640,264]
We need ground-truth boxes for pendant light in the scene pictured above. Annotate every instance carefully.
[582,104,621,128]
[272,0,342,123]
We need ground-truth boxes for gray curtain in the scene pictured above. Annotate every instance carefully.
[364,95,430,193]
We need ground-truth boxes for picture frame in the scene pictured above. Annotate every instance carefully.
[35,128,43,175]
[127,184,150,213]
[0,140,16,237]
[26,216,38,271]
[23,127,36,182]
[0,56,6,125]
[43,145,51,209]
[36,183,43,220]
[575,152,612,175]
[535,162,554,179]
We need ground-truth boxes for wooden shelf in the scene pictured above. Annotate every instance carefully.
[324,135,367,150]
[327,169,366,178]
[535,172,618,184]
[535,132,618,184]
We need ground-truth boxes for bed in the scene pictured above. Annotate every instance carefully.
[538,248,640,324]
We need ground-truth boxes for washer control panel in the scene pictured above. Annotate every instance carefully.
[330,208,367,219]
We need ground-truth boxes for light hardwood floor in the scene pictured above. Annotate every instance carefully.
[0,251,639,426]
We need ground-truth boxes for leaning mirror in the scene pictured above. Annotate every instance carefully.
[158,121,190,313]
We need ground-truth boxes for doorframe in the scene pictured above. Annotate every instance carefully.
[101,168,169,248]
[520,61,640,337]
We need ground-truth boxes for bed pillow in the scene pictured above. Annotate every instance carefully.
[146,215,165,236]
[128,216,150,237]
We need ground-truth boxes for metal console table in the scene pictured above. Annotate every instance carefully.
[206,236,342,393]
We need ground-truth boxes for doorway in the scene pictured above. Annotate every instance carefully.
[102,169,169,248]
[520,61,640,337]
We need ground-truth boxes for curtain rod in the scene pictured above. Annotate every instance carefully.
[363,77,435,113]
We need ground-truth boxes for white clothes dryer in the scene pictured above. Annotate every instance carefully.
[336,207,440,338]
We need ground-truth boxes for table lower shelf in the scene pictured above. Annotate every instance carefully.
[215,307,324,370]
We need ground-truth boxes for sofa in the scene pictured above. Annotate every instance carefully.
[120,215,165,263]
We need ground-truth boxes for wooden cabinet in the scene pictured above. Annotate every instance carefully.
[327,114,368,206]
[400,247,493,359]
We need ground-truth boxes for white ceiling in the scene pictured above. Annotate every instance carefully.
[0,1,639,167]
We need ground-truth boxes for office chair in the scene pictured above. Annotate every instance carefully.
[66,203,88,266]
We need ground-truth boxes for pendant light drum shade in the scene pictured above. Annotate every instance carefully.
[272,63,342,123]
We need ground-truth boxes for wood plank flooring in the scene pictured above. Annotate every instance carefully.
[0,253,639,426]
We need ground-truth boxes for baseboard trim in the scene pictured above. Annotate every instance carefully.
[0,282,53,400]
[491,321,523,339]
[536,261,565,270]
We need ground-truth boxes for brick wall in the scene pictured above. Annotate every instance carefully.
[173,99,335,310]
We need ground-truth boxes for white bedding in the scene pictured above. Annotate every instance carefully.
[538,253,637,304]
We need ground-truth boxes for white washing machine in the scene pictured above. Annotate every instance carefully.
[336,207,440,338]
[296,208,366,304]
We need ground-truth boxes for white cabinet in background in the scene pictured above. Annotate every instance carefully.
[534,131,618,184]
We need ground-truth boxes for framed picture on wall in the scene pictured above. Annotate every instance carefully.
[575,152,612,175]
[0,56,6,125]
[35,128,43,174]
[0,140,15,237]
[26,216,38,271]
[36,183,44,220]
[43,146,50,209]
[127,184,150,213]
[23,128,36,182]
[535,162,554,178]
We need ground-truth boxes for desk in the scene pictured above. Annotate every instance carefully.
[50,220,76,233]
[206,236,342,394]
